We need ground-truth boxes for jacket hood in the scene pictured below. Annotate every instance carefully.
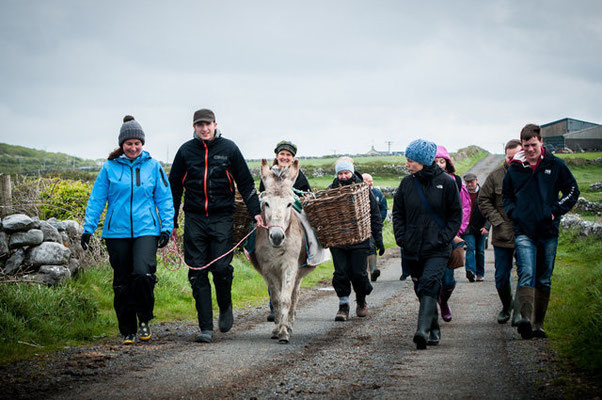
[414,162,442,183]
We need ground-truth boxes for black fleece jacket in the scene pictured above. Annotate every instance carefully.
[392,163,462,261]
[169,131,260,224]
[502,148,579,239]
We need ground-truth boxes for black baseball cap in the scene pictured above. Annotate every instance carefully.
[193,109,216,124]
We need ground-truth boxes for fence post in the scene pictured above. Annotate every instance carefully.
[0,174,12,217]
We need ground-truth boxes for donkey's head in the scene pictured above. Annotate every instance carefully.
[259,158,299,247]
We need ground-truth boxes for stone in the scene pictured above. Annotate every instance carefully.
[39,265,71,284]
[46,217,66,232]
[1,214,35,233]
[63,220,82,239]
[4,248,25,274]
[0,231,8,256]
[67,258,81,276]
[39,221,63,243]
[561,214,602,239]
[60,232,69,244]
[31,217,41,229]
[9,229,44,249]
[25,242,71,266]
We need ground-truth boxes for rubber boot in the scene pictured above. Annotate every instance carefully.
[438,287,454,322]
[190,277,213,332]
[413,296,437,350]
[511,291,521,327]
[496,285,513,324]
[215,274,234,332]
[532,288,550,338]
[517,286,535,339]
[427,305,440,346]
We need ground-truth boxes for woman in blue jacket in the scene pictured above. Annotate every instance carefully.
[81,116,174,345]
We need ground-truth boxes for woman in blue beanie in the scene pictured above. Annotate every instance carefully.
[392,139,462,349]
[329,158,384,321]
[81,115,175,345]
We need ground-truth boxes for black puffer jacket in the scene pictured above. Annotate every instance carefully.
[328,173,383,251]
[502,148,579,239]
[392,163,462,261]
[169,131,260,222]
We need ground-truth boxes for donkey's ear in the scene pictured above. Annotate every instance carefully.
[260,159,274,188]
[283,159,299,187]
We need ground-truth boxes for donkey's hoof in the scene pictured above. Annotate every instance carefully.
[278,338,289,344]
[271,333,278,339]
[278,333,290,344]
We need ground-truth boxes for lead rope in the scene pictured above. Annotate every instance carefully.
[161,222,284,271]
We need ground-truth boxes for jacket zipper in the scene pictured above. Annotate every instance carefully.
[130,164,134,238]
[226,170,234,192]
[149,207,156,226]
[203,141,209,217]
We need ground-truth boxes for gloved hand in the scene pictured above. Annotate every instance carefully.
[80,233,91,250]
[377,242,385,256]
[158,232,170,248]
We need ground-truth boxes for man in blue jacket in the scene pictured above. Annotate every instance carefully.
[169,109,262,343]
[502,124,579,339]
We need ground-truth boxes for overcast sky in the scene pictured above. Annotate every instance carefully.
[1,0,601,162]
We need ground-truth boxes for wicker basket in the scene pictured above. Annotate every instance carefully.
[300,182,371,248]
[233,193,253,244]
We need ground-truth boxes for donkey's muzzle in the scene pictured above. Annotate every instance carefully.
[269,227,285,247]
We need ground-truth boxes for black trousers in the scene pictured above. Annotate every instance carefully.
[406,256,447,299]
[184,212,234,331]
[330,247,373,302]
[105,236,158,336]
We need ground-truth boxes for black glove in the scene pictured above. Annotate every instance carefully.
[377,242,385,256]
[80,233,91,250]
[158,232,170,248]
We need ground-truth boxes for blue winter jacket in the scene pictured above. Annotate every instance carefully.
[84,151,175,238]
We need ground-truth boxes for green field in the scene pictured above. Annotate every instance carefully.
[556,152,602,203]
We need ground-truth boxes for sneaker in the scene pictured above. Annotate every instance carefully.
[122,334,135,345]
[476,276,484,282]
[356,301,368,317]
[138,321,152,341]
[466,270,475,282]
[370,269,380,282]
[195,330,213,343]
[219,304,233,333]
[335,304,350,321]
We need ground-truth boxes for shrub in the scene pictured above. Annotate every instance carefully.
[38,179,92,220]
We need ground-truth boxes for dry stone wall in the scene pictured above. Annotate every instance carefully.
[0,213,84,285]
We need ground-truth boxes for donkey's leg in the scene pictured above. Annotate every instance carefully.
[277,267,296,344]
[265,276,282,339]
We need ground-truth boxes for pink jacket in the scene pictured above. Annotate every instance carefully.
[436,145,471,235]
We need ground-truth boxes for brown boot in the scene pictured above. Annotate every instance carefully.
[335,304,350,321]
[517,286,535,339]
[533,288,550,338]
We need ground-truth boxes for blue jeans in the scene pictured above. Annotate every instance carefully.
[514,235,558,289]
[441,267,455,291]
[493,246,515,290]
[464,233,486,278]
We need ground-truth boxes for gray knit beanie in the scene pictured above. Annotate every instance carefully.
[118,115,145,146]
[405,139,437,166]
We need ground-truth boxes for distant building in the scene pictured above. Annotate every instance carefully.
[365,146,389,156]
[540,117,601,152]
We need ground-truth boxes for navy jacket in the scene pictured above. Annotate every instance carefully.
[392,164,462,261]
[371,187,388,222]
[169,131,260,224]
[502,149,579,239]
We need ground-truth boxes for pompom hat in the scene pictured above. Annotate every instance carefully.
[405,139,437,166]
[118,115,145,147]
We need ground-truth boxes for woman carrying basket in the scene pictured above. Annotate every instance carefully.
[81,116,174,345]
[392,140,462,349]
[329,158,384,321]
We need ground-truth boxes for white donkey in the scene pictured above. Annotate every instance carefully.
[250,159,315,344]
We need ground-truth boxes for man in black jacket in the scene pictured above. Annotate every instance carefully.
[502,124,579,340]
[169,108,263,343]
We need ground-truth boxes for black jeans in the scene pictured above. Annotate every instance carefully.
[406,256,447,299]
[184,212,234,331]
[105,236,158,336]
[330,247,373,303]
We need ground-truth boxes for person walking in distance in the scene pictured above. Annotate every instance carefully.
[393,140,462,349]
[462,172,491,282]
[433,145,471,322]
[479,139,523,324]
[362,173,388,282]
[503,124,579,339]
[169,109,263,343]
[81,115,174,345]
